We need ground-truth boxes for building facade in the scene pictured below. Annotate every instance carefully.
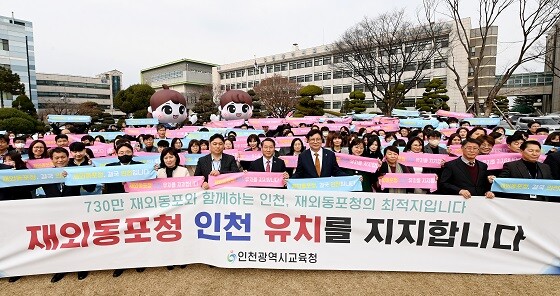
[0,14,37,108]
[37,70,123,113]
[215,18,496,113]
[545,20,560,113]
[141,59,216,112]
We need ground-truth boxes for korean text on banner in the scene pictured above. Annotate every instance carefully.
[1,187,560,277]
[379,173,438,192]
[125,176,205,192]
[0,168,65,188]
[208,172,285,189]
[286,176,362,191]
[64,163,156,186]
[491,178,560,197]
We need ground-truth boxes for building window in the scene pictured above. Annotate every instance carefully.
[324,101,332,109]
[297,61,306,69]
[237,70,244,77]
[323,71,332,80]
[225,73,230,79]
[289,62,296,70]
[343,70,352,78]
[314,73,321,81]
[289,76,296,82]
[419,62,431,70]
[241,82,246,88]
[266,65,273,73]
[470,47,476,57]
[254,81,260,86]
[305,60,312,68]
[354,84,365,92]
[274,64,281,72]
[333,55,343,64]
[323,86,331,94]
[221,85,225,90]
[333,71,343,79]
[333,86,342,94]
[1,39,8,51]
[343,85,352,93]
[436,37,449,48]
[220,73,225,79]
[237,83,242,89]
[404,64,417,72]
[332,101,341,109]
[297,76,305,83]
[434,60,446,69]
[304,74,312,82]
[248,68,254,76]
[323,57,332,65]
[248,81,253,88]
[314,58,323,66]
[281,63,287,71]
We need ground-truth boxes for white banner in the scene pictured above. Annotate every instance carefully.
[0,188,559,277]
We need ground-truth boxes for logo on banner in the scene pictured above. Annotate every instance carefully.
[227,250,237,263]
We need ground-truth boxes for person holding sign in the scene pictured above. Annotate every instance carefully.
[292,129,347,179]
[492,140,553,202]
[439,138,495,199]
[157,147,190,178]
[248,138,289,182]
[375,146,414,193]
[195,134,240,190]
[104,143,144,194]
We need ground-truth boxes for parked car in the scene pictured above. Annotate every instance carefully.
[515,117,560,131]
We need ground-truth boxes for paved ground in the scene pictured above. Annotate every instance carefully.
[1,264,559,296]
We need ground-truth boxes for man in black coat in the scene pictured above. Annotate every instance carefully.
[195,133,240,189]
[292,129,347,179]
[439,138,495,199]
[42,147,96,198]
[496,140,554,202]
[248,138,290,184]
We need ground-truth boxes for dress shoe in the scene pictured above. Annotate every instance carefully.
[51,273,65,283]
[135,268,146,273]
[77,271,89,280]
[8,276,21,283]
[166,266,174,270]
[113,269,124,277]
[179,265,187,269]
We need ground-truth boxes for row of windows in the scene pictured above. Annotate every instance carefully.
[37,80,110,89]
[149,70,183,82]
[220,37,450,79]
[37,92,110,100]
[325,97,420,109]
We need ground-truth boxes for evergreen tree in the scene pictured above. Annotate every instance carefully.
[0,67,25,108]
[113,84,154,116]
[192,93,218,124]
[295,85,324,117]
[510,95,538,114]
[247,89,265,118]
[492,96,509,116]
[340,98,351,114]
[348,90,366,114]
[416,78,450,113]
[12,94,37,117]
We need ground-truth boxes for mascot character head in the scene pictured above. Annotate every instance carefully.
[219,90,253,120]
[147,85,188,124]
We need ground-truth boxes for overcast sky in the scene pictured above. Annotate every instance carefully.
[4,0,546,87]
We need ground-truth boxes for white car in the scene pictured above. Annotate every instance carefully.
[516,117,560,131]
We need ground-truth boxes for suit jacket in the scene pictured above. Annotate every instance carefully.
[498,159,553,201]
[292,149,347,179]
[43,161,97,198]
[194,153,240,182]
[544,151,560,180]
[104,160,144,194]
[439,157,491,196]
[248,156,287,173]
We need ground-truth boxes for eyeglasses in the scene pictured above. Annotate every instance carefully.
[308,138,322,142]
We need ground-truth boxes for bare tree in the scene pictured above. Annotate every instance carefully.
[40,97,79,115]
[253,75,302,118]
[333,9,446,115]
[423,0,560,116]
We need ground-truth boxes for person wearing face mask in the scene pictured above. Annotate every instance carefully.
[423,130,446,154]
[447,118,459,129]
[12,136,27,155]
[104,143,144,194]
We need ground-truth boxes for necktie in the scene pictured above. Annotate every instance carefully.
[314,153,321,176]
[468,161,475,167]
[266,160,271,172]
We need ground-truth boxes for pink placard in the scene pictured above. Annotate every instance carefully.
[26,158,55,169]
[291,128,310,135]
[248,118,286,129]
[279,155,298,168]
[238,150,263,161]
[528,135,548,143]
[335,153,380,173]
[435,110,474,119]
[205,120,245,128]
[379,173,438,192]
[208,172,284,189]
[398,152,454,168]
[124,176,204,192]
[285,117,318,127]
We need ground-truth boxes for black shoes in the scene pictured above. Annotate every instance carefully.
[51,273,66,283]
[113,269,124,277]
[179,265,187,269]
[166,266,175,270]
[135,268,146,273]
[77,271,89,280]
[8,276,21,283]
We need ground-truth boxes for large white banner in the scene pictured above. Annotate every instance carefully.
[1,188,560,277]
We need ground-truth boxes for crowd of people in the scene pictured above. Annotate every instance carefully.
[1,118,560,282]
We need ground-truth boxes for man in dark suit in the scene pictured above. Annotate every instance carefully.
[292,129,347,179]
[439,138,495,199]
[195,133,240,189]
[495,140,554,202]
[248,138,290,181]
[544,150,560,180]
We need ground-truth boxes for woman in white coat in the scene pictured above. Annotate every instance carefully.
[157,147,190,178]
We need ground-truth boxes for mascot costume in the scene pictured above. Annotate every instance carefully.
[147,85,188,125]
[218,90,253,120]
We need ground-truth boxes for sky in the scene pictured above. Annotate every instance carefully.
[4,0,548,87]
